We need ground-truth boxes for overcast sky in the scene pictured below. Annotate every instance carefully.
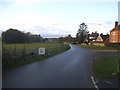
[0,0,119,38]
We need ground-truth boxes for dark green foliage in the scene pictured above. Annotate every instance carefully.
[105,41,118,48]
[2,28,24,43]
[76,23,89,44]
[76,31,85,44]
[58,35,72,43]
[2,28,43,44]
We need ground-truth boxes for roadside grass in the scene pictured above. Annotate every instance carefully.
[92,56,118,78]
[78,44,119,78]
[79,45,116,50]
[3,43,70,70]
[95,51,118,53]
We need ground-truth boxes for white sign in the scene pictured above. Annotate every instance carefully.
[38,48,45,55]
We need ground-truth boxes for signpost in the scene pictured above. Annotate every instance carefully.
[118,1,120,88]
[38,48,45,55]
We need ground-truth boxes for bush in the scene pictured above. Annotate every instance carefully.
[105,41,118,48]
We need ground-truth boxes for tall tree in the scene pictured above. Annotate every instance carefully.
[76,23,89,44]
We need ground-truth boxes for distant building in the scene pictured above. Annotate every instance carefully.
[88,32,109,46]
[88,31,99,45]
[93,33,109,46]
[88,31,99,41]
[109,21,120,43]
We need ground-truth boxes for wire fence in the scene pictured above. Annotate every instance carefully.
[2,44,70,67]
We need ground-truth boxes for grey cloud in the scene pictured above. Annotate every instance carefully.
[104,21,113,25]
[29,25,72,38]
[88,23,103,26]
[42,33,68,38]
[88,21,113,26]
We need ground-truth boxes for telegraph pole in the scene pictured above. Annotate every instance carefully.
[118,1,120,88]
[118,26,120,88]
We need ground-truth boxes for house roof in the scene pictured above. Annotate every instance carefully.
[95,34,109,42]
[110,24,120,32]
[89,32,109,41]
[88,32,99,40]
[100,34,109,41]
[89,32,99,37]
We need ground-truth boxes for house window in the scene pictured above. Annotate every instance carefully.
[112,32,116,35]
[112,38,116,42]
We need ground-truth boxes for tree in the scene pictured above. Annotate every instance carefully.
[2,28,43,44]
[2,28,25,44]
[76,23,89,44]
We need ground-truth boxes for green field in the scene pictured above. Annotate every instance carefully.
[3,42,63,50]
[92,56,118,78]
[79,45,116,50]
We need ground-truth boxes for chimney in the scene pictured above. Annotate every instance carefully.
[115,21,118,27]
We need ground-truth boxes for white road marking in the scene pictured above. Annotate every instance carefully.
[103,80,113,84]
[91,76,99,90]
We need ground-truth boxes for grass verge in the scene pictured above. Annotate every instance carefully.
[79,45,116,50]
[95,51,118,53]
[92,56,118,78]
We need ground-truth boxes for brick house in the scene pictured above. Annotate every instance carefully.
[109,21,120,43]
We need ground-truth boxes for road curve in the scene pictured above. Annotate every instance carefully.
[3,45,96,88]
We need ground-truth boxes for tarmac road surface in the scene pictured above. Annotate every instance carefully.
[3,45,96,88]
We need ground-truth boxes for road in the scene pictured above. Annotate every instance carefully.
[3,45,96,88]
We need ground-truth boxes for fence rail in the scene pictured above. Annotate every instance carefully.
[2,44,70,67]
